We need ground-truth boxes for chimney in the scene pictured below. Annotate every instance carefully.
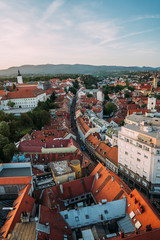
[120,231,124,238]
[96,172,100,179]
[60,184,63,194]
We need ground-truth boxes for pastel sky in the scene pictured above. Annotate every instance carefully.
[0,0,160,69]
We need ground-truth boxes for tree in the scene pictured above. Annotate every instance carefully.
[7,100,15,108]
[6,113,15,122]
[141,103,147,108]
[3,143,16,162]
[20,113,33,127]
[73,80,79,89]
[50,92,56,102]
[0,121,10,137]
[0,134,9,158]
[124,92,130,98]
[0,110,6,121]
[69,87,77,94]
[104,102,117,116]
[32,110,50,130]
[8,120,17,141]
[87,93,93,98]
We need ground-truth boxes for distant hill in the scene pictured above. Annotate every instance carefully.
[0,64,159,76]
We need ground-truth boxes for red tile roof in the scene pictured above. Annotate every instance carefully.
[127,189,160,231]
[90,163,131,203]
[110,228,160,240]
[0,176,32,185]
[1,88,45,100]
[0,184,35,238]
[38,205,72,240]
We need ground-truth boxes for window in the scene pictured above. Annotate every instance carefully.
[125,164,128,168]
[158,160,160,163]
[137,143,142,148]
[137,158,141,162]
[143,175,147,180]
[75,216,79,222]
[137,152,141,155]
[157,150,160,154]
[104,210,108,214]
[99,148,102,152]
[144,146,149,151]
[144,155,148,158]
[135,176,140,182]
[64,214,68,219]
[85,215,89,219]
[125,151,128,155]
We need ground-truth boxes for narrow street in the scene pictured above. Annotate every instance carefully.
[70,95,98,166]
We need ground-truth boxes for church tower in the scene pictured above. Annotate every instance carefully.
[147,95,156,112]
[153,74,158,88]
[17,69,23,84]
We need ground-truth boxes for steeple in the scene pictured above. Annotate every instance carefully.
[18,69,21,76]
[153,73,158,89]
[17,69,23,84]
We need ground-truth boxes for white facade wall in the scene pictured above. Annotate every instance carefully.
[118,126,160,186]
[97,90,103,102]
[1,93,46,110]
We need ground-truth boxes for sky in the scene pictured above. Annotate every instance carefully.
[0,0,160,69]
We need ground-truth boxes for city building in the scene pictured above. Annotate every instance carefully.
[118,119,160,198]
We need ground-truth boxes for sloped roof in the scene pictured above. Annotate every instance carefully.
[86,134,101,149]
[90,163,131,203]
[1,88,45,100]
[95,142,111,159]
[37,205,72,240]
[106,146,118,165]
[127,189,160,231]
[0,184,35,238]
[110,229,160,240]
[0,176,32,185]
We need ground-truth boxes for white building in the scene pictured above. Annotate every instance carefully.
[118,121,160,197]
[1,88,46,110]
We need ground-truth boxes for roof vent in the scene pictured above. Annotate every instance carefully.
[96,172,100,179]
[146,224,152,231]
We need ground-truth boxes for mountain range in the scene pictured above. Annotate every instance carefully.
[0,64,160,76]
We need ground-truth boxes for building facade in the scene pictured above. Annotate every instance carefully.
[118,123,160,198]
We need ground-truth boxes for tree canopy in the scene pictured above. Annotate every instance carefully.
[104,102,117,116]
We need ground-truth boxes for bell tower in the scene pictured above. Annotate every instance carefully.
[17,69,23,84]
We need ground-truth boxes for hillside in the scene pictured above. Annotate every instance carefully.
[0,64,159,76]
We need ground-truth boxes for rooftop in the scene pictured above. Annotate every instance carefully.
[122,124,160,140]
[60,199,126,229]
[51,160,73,176]
[0,168,31,178]
[0,163,32,178]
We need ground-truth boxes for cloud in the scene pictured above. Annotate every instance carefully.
[129,15,160,22]
[42,0,65,21]
[100,27,160,45]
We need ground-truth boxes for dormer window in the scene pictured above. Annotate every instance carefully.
[99,148,102,151]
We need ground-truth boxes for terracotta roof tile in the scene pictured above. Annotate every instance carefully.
[0,184,35,238]
[127,189,160,231]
